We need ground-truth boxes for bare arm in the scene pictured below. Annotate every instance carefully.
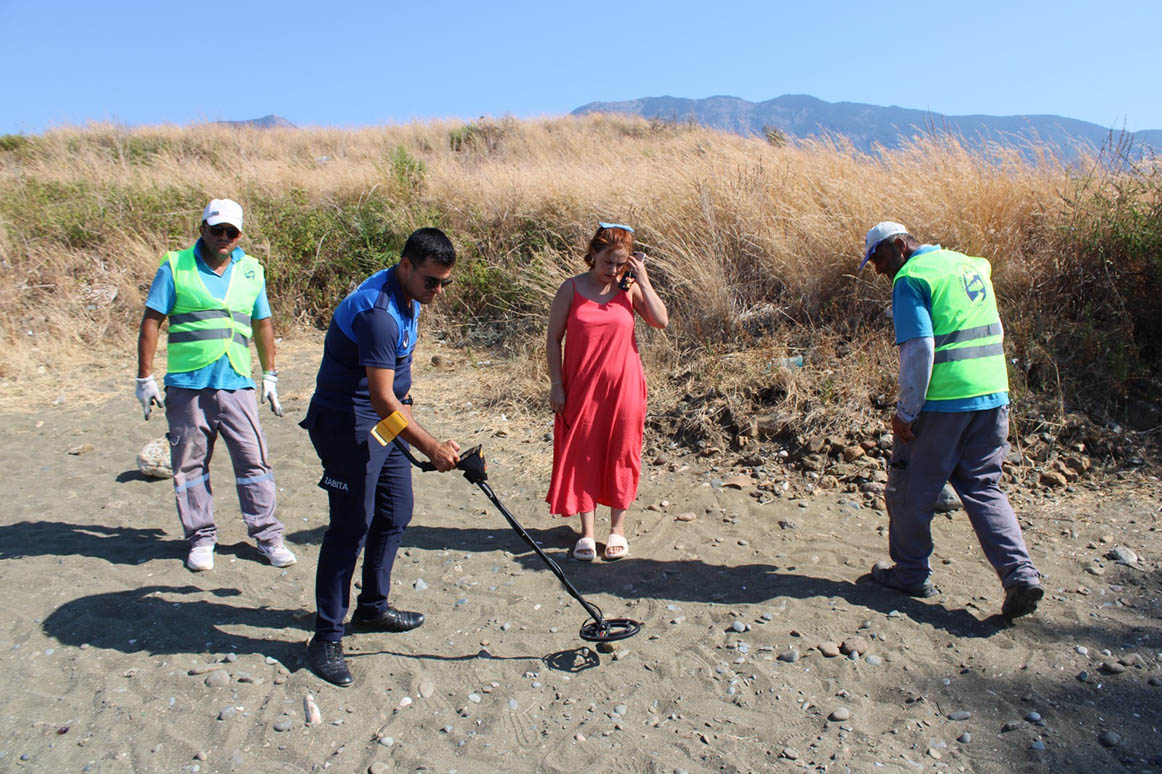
[546,280,572,413]
[253,317,277,373]
[367,366,460,471]
[627,252,669,329]
[137,309,166,378]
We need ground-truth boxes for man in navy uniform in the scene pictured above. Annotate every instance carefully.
[301,227,462,686]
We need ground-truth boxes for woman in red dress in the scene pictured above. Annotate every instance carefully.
[545,223,669,561]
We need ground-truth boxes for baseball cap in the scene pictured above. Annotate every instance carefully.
[861,221,908,269]
[202,199,244,230]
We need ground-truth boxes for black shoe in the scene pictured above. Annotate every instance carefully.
[351,606,425,633]
[871,562,938,598]
[306,638,353,687]
[1002,582,1043,620]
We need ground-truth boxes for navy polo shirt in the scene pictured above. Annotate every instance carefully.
[308,266,418,426]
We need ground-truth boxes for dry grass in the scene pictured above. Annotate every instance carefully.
[1,115,1158,446]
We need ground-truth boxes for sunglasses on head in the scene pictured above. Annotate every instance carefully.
[598,222,634,233]
[208,224,240,239]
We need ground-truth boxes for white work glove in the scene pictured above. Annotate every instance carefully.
[135,376,165,420]
[261,370,284,417]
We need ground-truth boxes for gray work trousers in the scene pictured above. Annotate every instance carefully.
[884,405,1039,589]
[165,386,284,548]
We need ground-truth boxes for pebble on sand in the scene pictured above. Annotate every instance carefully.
[188,665,226,676]
[304,695,321,726]
[777,649,800,663]
[1098,731,1121,747]
[948,711,971,721]
[840,637,870,656]
[818,642,840,657]
[204,671,231,688]
[828,707,851,722]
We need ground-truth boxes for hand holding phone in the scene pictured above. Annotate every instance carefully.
[618,268,635,291]
[619,251,645,291]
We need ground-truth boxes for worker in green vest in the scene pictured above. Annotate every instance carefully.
[136,199,295,572]
[861,221,1042,621]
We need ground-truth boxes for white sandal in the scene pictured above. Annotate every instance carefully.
[572,537,597,562]
[603,534,629,561]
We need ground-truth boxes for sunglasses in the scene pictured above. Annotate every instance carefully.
[421,274,454,290]
[208,224,240,239]
[598,222,634,233]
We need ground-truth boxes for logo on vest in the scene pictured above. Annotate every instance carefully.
[322,475,349,492]
[402,330,410,349]
[962,271,987,303]
[244,268,255,280]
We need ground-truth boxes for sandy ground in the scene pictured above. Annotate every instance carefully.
[2,339,1162,774]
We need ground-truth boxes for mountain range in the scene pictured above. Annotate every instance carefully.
[215,114,297,129]
[571,94,1162,160]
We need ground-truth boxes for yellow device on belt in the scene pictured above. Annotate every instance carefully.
[371,411,408,446]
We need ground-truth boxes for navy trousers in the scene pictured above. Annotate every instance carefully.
[305,409,414,641]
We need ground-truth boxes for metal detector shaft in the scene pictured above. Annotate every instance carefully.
[470,479,606,624]
[389,437,640,643]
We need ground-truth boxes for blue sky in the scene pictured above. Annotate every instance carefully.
[3,0,1159,134]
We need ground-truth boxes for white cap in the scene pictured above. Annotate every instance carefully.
[202,199,243,230]
[861,221,909,269]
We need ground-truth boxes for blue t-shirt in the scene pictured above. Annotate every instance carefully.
[145,240,272,390]
[891,244,1007,414]
[306,266,418,428]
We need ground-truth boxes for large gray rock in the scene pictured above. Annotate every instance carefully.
[934,483,963,513]
[137,438,172,479]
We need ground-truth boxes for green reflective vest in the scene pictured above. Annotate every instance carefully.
[893,248,1008,401]
[164,246,264,376]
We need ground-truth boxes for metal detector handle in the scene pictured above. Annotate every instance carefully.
[392,439,437,471]
[369,410,439,471]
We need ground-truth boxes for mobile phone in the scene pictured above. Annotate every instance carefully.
[619,252,642,291]
[618,268,635,291]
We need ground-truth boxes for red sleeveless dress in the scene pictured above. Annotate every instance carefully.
[546,281,647,515]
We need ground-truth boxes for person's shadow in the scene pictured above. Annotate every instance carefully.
[0,521,177,565]
[379,523,1006,639]
[41,584,306,667]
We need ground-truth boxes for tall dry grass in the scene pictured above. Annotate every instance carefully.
[1,116,1158,444]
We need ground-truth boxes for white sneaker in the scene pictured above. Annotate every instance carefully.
[258,541,297,568]
[187,544,215,572]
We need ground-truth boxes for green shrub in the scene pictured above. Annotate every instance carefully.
[0,134,32,153]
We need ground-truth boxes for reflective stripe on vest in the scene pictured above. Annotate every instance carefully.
[164,246,264,376]
[893,248,1009,401]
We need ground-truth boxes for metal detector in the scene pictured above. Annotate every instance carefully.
[371,412,641,643]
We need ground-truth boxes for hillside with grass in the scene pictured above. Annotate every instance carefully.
[1,115,1159,459]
